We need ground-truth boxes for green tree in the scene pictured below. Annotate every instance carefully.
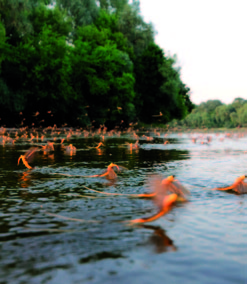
[196,100,223,114]
[57,0,99,28]
[230,112,238,127]
[236,103,247,126]
[117,0,154,56]
[0,17,6,64]
[134,43,191,123]
[0,25,76,125]
[0,0,193,127]
[231,97,246,110]
[0,0,48,45]
[215,104,236,127]
[99,0,128,13]
[184,111,203,128]
[72,21,136,126]
[29,4,73,37]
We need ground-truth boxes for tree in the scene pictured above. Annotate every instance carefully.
[230,112,238,127]
[72,19,136,127]
[236,103,247,126]
[0,0,46,45]
[196,100,223,114]
[99,0,128,12]
[0,16,75,125]
[134,43,191,123]
[232,97,246,110]
[184,112,203,128]
[0,0,194,127]
[0,17,6,64]
[215,105,236,127]
[57,0,99,28]
[29,4,73,37]
[117,0,154,57]
[179,82,195,113]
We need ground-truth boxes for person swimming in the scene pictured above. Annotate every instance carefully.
[17,147,40,169]
[213,175,247,194]
[128,175,189,224]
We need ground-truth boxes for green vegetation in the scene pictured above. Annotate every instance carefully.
[0,0,192,127]
[169,98,247,129]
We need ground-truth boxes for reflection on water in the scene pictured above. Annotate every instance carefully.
[18,170,32,188]
[0,130,247,283]
[142,225,177,253]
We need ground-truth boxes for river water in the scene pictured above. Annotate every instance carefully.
[0,129,246,284]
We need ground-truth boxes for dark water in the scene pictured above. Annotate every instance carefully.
[0,130,247,284]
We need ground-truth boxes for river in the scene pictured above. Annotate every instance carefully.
[0,129,246,284]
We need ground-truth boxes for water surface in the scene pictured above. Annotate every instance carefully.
[0,130,246,284]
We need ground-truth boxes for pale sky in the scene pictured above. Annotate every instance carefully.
[139,0,247,105]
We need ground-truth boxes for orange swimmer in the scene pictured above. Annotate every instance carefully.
[213,175,247,194]
[18,147,40,169]
[128,175,189,224]
[97,163,120,180]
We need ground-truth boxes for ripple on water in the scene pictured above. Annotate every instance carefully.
[0,132,247,284]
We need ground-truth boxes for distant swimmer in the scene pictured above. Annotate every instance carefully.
[18,147,40,169]
[128,175,189,224]
[152,112,163,117]
[212,175,247,194]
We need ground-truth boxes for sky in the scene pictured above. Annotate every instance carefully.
[139,0,247,105]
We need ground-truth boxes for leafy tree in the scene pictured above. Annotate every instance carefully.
[0,0,46,45]
[215,105,236,127]
[57,0,99,28]
[134,43,191,123]
[175,98,247,129]
[0,17,6,64]
[196,100,223,114]
[72,21,136,126]
[179,82,195,113]
[0,24,76,126]
[99,0,128,13]
[230,112,238,127]
[94,9,133,57]
[117,0,154,56]
[29,4,73,37]
[232,97,246,110]
[0,0,194,127]
[236,103,247,126]
[184,112,204,128]
[159,56,189,120]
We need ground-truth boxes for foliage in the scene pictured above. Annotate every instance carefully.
[117,0,154,57]
[174,98,247,129]
[73,20,135,126]
[0,0,193,127]
[57,0,99,28]
[0,0,40,45]
[29,4,73,37]
[134,43,190,123]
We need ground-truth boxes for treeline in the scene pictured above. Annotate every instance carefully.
[0,0,193,128]
[170,98,247,128]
